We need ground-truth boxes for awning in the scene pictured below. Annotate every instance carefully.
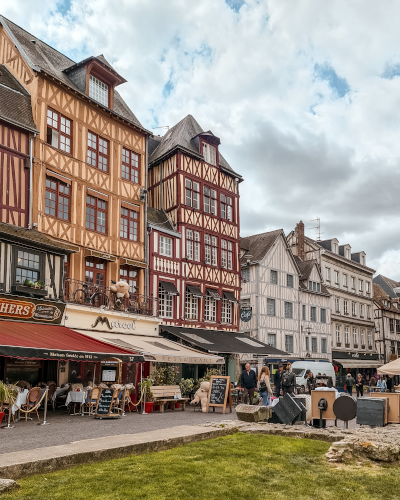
[206,288,221,300]
[333,359,383,369]
[74,330,225,364]
[160,325,288,356]
[186,285,203,298]
[223,291,238,303]
[378,358,400,376]
[160,281,179,296]
[0,321,144,362]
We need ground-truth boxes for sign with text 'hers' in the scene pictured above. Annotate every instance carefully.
[0,293,65,324]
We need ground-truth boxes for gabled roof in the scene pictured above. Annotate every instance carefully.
[0,16,147,133]
[374,274,400,299]
[148,114,242,179]
[0,64,38,133]
[374,283,400,313]
[147,207,175,232]
[293,255,330,296]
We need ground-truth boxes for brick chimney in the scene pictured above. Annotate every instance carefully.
[296,221,305,261]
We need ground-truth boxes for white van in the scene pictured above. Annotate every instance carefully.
[291,361,336,393]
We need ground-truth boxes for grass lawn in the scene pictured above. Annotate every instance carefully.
[4,433,400,500]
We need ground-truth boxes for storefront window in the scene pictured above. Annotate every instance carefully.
[85,258,106,287]
[120,266,137,293]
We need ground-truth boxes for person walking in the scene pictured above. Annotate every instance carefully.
[346,373,354,396]
[274,363,284,397]
[356,373,364,398]
[258,366,273,406]
[369,376,377,393]
[241,363,257,405]
[281,363,296,396]
[306,371,315,393]
[377,375,387,392]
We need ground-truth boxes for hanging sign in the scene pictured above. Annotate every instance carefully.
[206,375,232,414]
[240,307,252,322]
[0,293,65,324]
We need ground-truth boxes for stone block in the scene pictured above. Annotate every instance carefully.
[0,479,19,493]
[236,405,272,423]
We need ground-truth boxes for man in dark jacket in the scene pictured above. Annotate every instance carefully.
[281,363,296,395]
[274,363,284,397]
[241,363,257,405]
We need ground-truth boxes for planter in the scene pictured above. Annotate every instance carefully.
[175,403,181,409]
[0,412,4,425]
[11,284,47,298]
[144,402,154,413]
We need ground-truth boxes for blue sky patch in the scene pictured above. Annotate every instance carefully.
[162,77,174,98]
[314,62,350,98]
[225,0,245,13]
[56,0,72,15]
[382,63,400,79]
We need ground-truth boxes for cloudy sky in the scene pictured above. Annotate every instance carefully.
[3,0,400,278]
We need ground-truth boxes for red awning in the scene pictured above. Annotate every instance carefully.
[0,321,144,363]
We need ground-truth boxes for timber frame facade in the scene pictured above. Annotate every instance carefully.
[147,115,243,331]
[0,16,151,310]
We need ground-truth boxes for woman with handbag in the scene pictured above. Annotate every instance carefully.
[258,366,273,406]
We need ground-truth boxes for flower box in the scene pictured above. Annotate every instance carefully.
[11,284,47,298]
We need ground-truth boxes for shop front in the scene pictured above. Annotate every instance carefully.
[332,350,383,388]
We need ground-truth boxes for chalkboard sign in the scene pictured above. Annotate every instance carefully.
[94,388,120,419]
[206,376,232,414]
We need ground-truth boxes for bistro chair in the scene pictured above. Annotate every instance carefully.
[46,384,56,410]
[82,386,101,416]
[111,389,123,415]
[21,387,42,421]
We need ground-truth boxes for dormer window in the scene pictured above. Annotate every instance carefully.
[89,75,108,107]
[203,143,216,166]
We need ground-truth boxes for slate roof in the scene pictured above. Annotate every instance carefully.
[374,283,400,313]
[294,255,330,296]
[148,114,242,179]
[240,229,283,264]
[0,222,76,253]
[0,16,147,134]
[0,64,38,133]
[147,207,175,232]
[374,274,400,299]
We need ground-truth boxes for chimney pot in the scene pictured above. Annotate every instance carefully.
[296,221,305,260]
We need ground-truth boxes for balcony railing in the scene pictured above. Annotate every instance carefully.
[64,278,158,317]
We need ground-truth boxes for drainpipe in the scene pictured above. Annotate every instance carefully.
[28,134,36,229]
[144,136,149,298]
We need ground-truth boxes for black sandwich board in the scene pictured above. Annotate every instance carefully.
[206,376,232,414]
[273,394,302,425]
[94,388,120,419]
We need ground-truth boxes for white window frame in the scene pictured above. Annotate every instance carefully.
[344,300,348,314]
[351,276,355,289]
[367,305,371,319]
[267,298,275,316]
[361,329,365,346]
[359,280,363,293]
[321,308,326,323]
[335,297,340,313]
[352,301,356,316]
[336,325,341,344]
[211,236,218,266]
[353,327,358,345]
[159,284,173,318]
[360,304,364,318]
[310,306,316,322]
[194,231,200,262]
[285,335,293,353]
[221,239,227,268]
[325,267,330,281]
[268,333,276,348]
[89,74,108,107]
[285,301,293,319]
[185,290,198,320]
[270,270,278,285]
[204,295,216,322]
[321,338,327,353]
[186,229,193,260]
[205,234,211,265]
[203,143,216,166]
[311,337,318,353]
[185,179,200,209]
[366,281,370,295]
[345,326,350,344]
[368,330,372,348]
[159,236,172,257]
[334,270,339,284]
[343,274,348,287]
[221,298,232,324]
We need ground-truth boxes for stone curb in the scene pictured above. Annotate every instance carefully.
[0,426,236,481]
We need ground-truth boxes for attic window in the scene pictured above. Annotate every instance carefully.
[89,74,108,107]
[203,143,216,166]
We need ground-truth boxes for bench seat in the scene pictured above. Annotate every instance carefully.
[150,385,189,412]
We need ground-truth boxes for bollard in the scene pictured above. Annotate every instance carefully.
[121,388,126,417]
[142,387,147,415]
[2,400,15,429]
[39,386,50,426]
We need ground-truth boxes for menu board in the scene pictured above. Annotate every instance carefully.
[206,376,232,414]
[94,389,118,418]
[102,368,117,382]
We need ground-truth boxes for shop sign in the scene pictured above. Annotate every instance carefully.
[92,316,136,331]
[240,307,252,322]
[0,293,65,325]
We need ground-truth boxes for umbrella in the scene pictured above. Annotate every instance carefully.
[377,358,400,376]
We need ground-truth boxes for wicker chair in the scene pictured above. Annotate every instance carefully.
[21,387,42,421]
[82,386,101,416]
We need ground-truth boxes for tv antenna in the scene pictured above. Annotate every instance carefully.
[309,218,323,241]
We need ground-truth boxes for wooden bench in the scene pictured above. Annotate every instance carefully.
[150,385,189,412]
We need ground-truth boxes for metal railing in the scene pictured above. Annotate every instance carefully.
[63,278,158,316]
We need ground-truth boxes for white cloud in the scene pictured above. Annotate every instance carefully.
[2,0,400,279]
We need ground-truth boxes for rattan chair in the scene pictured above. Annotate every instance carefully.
[82,386,101,415]
[21,387,42,421]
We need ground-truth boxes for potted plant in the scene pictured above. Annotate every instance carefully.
[0,381,11,425]
[141,377,155,413]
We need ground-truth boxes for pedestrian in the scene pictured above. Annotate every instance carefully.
[274,363,284,397]
[377,375,387,392]
[258,366,273,406]
[369,376,377,393]
[346,373,354,396]
[387,375,393,393]
[281,362,296,395]
[306,371,315,393]
[241,363,257,405]
[356,373,364,398]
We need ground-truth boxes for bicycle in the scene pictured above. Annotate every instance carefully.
[73,282,109,308]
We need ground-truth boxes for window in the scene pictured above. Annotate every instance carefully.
[287,274,294,288]
[359,304,364,317]
[159,283,173,318]
[220,194,233,221]
[185,179,200,209]
[267,298,275,316]
[89,74,108,107]
[321,308,326,323]
[321,338,327,353]
[203,142,216,166]
[368,330,372,348]
[270,270,278,284]
[345,326,350,345]
[390,318,395,333]
[15,250,40,284]
[325,267,330,281]
[159,236,172,257]
[336,325,341,344]
[205,235,211,265]
[308,280,312,291]
[221,240,232,269]
[310,306,316,322]
[85,258,106,287]
[344,300,348,314]
[335,297,340,313]
[359,280,363,293]
[86,195,107,233]
[186,230,200,261]
[285,335,293,353]
[120,266,137,293]
[185,290,198,320]
[241,267,250,282]
[353,327,358,346]
[396,320,400,334]
[352,302,356,316]
[45,177,70,221]
[205,295,216,321]
[311,337,317,353]
[221,299,232,324]
[351,276,355,289]
[87,132,109,172]
[313,282,317,292]
[47,108,72,153]
[268,334,276,348]
[366,281,370,295]
[302,304,306,320]
[367,305,371,319]
[203,186,217,215]
[361,329,365,346]
[317,282,321,293]
[343,274,348,287]
[122,148,139,184]
[120,207,138,241]
[211,236,218,266]
[305,337,309,351]
[285,302,293,319]
[334,270,339,284]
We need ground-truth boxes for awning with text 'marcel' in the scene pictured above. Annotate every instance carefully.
[0,321,144,363]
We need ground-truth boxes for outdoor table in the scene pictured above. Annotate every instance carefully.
[12,389,28,417]
[65,391,86,415]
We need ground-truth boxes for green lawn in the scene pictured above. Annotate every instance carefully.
[4,433,400,500]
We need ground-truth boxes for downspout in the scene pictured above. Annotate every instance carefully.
[28,134,36,229]
[144,136,149,298]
